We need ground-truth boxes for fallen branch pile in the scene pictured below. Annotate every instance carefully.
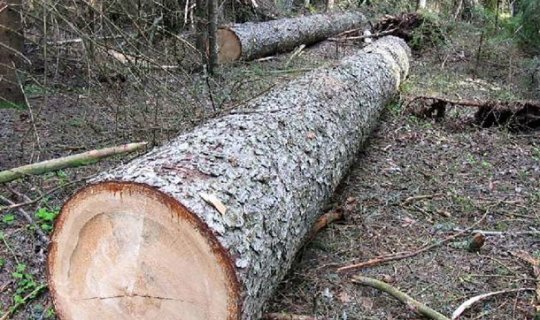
[328,12,444,49]
[373,12,445,49]
[406,96,540,131]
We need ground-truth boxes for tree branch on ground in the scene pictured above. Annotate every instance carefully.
[0,194,50,243]
[0,142,147,184]
[337,209,489,272]
[352,275,450,320]
[451,288,534,320]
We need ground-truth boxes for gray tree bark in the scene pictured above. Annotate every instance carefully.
[217,11,366,62]
[0,0,24,106]
[48,37,410,320]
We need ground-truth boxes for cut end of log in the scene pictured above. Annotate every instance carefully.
[217,29,242,63]
[47,182,240,320]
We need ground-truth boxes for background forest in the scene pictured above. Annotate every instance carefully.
[0,0,539,318]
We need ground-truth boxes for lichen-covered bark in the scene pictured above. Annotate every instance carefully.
[223,11,366,61]
[96,37,410,319]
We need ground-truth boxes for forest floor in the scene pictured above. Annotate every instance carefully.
[0,9,539,320]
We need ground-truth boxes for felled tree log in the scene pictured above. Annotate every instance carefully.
[47,37,410,320]
[217,11,366,62]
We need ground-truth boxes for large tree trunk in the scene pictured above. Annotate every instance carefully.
[0,0,24,106]
[217,11,366,62]
[47,37,410,320]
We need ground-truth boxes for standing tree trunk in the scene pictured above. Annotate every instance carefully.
[195,0,208,66]
[462,0,479,19]
[326,0,335,12]
[0,0,24,106]
[217,11,366,62]
[207,0,218,74]
[47,37,411,320]
[532,57,540,98]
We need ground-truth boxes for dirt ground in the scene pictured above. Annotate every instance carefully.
[0,12,539,320]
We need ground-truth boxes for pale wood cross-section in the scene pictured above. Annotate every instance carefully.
[48,182,240,320]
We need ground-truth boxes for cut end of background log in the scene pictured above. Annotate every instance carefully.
[217,29,243,63]
[48,181,240,319]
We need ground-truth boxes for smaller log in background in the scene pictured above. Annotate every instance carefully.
[217,11,366,62]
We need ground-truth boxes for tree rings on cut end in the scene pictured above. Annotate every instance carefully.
[48,182,240,320]
[217,29,242,63]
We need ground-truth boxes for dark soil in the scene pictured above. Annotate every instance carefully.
[1,11,539,320]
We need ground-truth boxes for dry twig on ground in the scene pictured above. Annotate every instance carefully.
[510,250,540,315]
[338,209,489,272]
[451,288,534,319]
[352,275,450,320]
[0,142,147,183]
[0,195,49,243]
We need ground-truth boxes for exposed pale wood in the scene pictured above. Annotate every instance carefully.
[217,29,242,62]
[451,288,534,320]
[307,208,344,242]
[217,11,366,62]
[48,37,411,320]
[0,142,147,183]
[48,183,238,319]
